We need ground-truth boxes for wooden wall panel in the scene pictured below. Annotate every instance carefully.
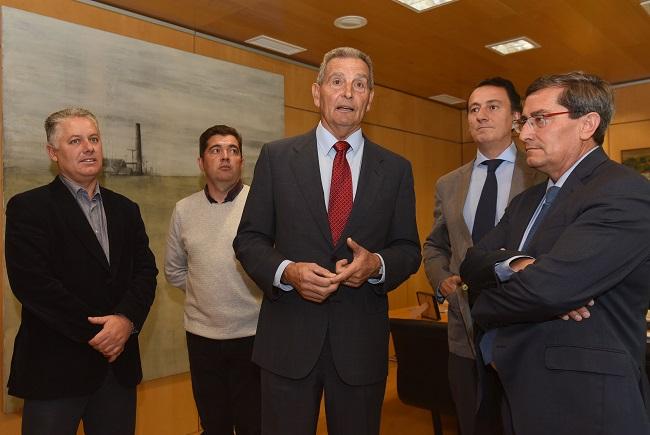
[613,82,650,125]
[608,120,650,164]
[284,107,320,137]
[608,83,650,163]
[366,87,462,143]
[362,123,460,307]
[0,0,195,52]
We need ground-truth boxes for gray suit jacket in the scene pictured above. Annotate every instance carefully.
[422,149,543,358]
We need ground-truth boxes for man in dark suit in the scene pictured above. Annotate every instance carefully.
[423,77,542,435]
[234,47,421,435]
[460,72,650,435]
[5,108,158,435]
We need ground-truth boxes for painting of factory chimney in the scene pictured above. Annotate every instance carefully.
[103,123,148,176]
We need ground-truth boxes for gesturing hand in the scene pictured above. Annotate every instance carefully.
[333,238,382,288]
[283,262,339,303]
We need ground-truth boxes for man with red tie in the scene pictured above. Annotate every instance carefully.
[234,47,421,435]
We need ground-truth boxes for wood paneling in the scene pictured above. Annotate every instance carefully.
[98,0,650,104]
[612,82,650,125]
[608,82,650,162]
[608,120,650,164]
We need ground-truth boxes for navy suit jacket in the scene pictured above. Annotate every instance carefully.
[234,129,421,385]
[5,176,157,399]
[461,147,650,435]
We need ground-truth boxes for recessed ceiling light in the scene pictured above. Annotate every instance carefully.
[334,15,368,29]
[245,35,306,56]
[486,37,540,55]
[393,0,458,13]
[641,0,650,15]
[429,94,466,106]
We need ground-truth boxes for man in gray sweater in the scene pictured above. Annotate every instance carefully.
[165,124,262,435]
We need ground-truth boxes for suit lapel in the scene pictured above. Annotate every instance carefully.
[532,146,609,237]
[454,162,473,245]
[102,188,124,274]
[343,139,384,248]
[511,182,547,249]
[50,177,110,270]
[289,130,332,245]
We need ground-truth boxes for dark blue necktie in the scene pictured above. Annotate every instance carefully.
[521,186,561,251]
[472,159,504,244]
[480,185,562,366]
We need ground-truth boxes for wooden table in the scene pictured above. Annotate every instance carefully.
[389,302,448,323]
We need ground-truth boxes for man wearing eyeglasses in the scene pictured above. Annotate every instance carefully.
[423,77,542,435]
[165,125,262,435]
[460,72,650,435]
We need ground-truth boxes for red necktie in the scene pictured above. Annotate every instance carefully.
[328,141,353,245]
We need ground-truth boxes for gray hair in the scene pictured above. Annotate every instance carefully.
[45,108,99,146]
[316,47,374,89]
[525,72,614,146]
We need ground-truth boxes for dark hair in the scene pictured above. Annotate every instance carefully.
[199,125,242,156]
[525,72,614,146]
[474,77,522,114]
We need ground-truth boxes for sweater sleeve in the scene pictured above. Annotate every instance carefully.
[164,205,188,291]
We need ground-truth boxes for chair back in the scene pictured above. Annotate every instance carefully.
[390,318,456,415]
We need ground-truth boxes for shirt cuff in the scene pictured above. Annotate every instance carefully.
[494,255,533,282]
[435,284,446,304]
[367,254,386,284]
[274,260,294,292]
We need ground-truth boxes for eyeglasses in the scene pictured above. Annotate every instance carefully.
[512,111,572,134]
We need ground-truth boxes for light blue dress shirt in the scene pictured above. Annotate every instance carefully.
[462,143,518,235]
[273,122,385,291]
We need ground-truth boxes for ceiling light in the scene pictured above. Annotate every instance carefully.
[393,0,458,13]
[486,37,540,55]
[245,35,306,55]
[334,15,368,29]
[429,94,465,106]
[641,0,650,15]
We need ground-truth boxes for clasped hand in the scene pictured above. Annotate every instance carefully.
[87,314,134,362]
[283,237,382,303]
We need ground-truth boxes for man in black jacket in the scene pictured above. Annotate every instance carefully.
[5,107,157,435]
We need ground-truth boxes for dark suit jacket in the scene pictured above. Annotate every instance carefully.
[5,176,158,400]
[234,129,421,386]
[460,147,650,435]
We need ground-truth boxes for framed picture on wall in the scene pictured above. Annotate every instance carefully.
[621,147,650,181]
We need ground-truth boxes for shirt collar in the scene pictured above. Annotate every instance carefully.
[204,179,243,204]
[547,146,599,189]
[59,174,101,200]
[474,142,517,168]
[316,121,364,157]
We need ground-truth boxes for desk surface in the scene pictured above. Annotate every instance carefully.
[389,302,448,323]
